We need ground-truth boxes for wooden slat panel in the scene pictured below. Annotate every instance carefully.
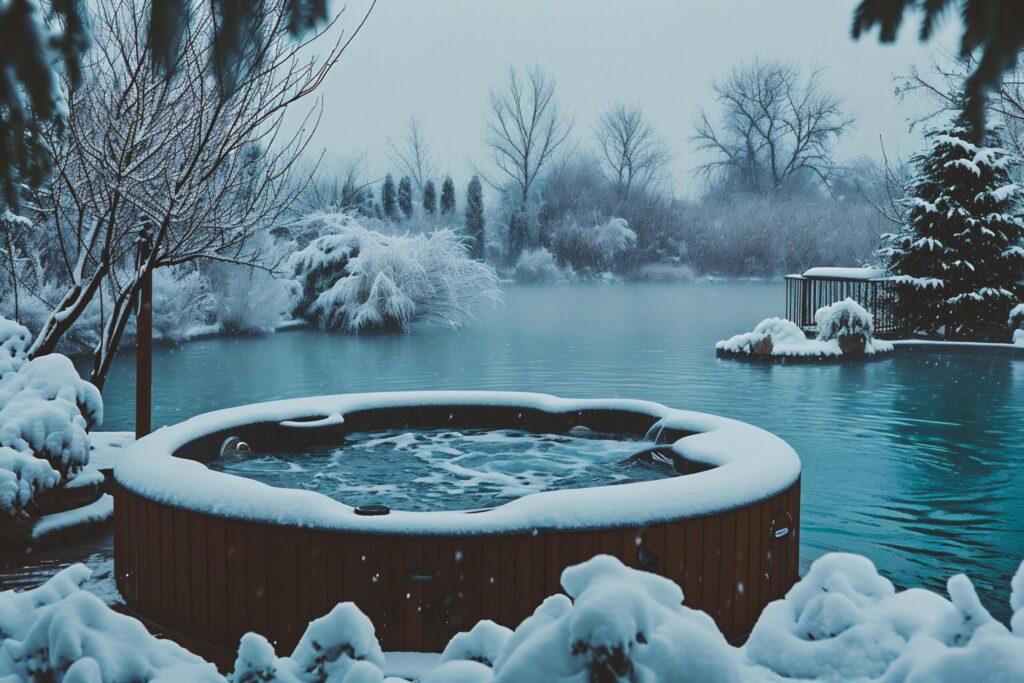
[420,535,442,652]
[701,515,721,623]
[498,535,516,627]
[464,535,482,628]
[207,518,227,644]
[226,521,247,641]
[482,536,501,622]
[665,520,685,593]
[683,518,703,611]
[310,531,328,621]
[514,535,533,626]
[747,501,765,631]
[733,504,751,636]
[326,532,347,610]
[189,514,209,642]
[404,537,424,651]
[642,524,667,580]
[295,529,313,630]
[161,507,176,624]
[545,533,562,598]
[173,509,191,632]
[245,524,268,636]
[146,499,162,620]
[718,511,736,639]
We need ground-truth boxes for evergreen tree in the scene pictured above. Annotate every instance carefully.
[422,179,437,215]
[465,176,485,260]
[398,176,414,219]
[381,174,397,220]
[440,175,456,215]
[507,209,529,266]
[884,119,1024,339]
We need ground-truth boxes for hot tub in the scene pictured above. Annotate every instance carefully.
[113,391,801,655]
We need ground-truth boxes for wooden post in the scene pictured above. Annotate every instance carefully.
[135,229,153,439]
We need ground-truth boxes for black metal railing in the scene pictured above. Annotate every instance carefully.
[785,272,902,337]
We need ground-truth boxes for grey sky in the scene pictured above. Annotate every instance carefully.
[294,0,962,194]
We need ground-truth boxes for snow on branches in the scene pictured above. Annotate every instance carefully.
[290,214,500,333]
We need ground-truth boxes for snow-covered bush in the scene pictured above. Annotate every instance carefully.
[0,317,31,380]
[549,216,637,276]
[0,564,221,681]
[814,298,876,357]
[207,263,299,335]
[0,318,102,515]
[718,312,893,359]
[633,261,695,282]
[1010,304,1024,346]
[152,267,215,342]
[512,248,571,284]
[4,553,1024,681]
[289,213,500,332]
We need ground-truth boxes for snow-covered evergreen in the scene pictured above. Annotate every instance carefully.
[883,121,1024,339]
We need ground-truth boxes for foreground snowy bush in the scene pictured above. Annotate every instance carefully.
[290,213,500,332]
[0,318,102,516]
[4,553,1023,682]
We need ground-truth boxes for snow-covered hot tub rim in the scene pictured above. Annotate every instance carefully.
[114,391,801,535]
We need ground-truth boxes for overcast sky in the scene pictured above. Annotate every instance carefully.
[290,0,962,194]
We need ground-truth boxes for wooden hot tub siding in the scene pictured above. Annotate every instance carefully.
[113,478,800,654]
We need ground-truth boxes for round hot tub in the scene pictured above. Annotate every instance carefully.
[113,391,801,656]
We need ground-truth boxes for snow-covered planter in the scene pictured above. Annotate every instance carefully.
[814,297,874,354]
[717,305,894,361]
[1011,304,1024,346]
[289,214,500,332]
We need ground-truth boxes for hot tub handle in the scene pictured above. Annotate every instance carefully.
[407,568,436,583]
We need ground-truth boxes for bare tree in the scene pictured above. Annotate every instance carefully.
[483,65,573,205]
[390,116,439,194]
[595,102,671,198]
[23,0,354,388]
[693,58,853,195]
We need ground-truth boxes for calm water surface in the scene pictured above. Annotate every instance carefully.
[13,282,1024,619]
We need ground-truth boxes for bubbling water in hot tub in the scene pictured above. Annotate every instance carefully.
[208,427,674,512]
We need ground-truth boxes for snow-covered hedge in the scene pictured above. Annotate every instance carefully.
[0,317,102,516]
[3,552,1023,682]
[289,214,500,332]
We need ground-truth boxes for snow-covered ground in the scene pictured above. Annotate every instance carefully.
[2,552,1022,682]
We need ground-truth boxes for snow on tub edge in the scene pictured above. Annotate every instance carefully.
[114,391,801,535]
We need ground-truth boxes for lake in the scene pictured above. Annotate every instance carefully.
[37,282,1024,619]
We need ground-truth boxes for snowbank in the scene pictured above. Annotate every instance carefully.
[289,214,500,332]
[114,391,801,534]
[4,553,1022,682]
[1010,304,1024,346]
[0,317,31,380]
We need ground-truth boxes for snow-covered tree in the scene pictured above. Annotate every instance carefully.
[550,216,637,276]
[465,176,486,260]
[441,176,456,215]
[398,176,414,219]
[423,180,438,215]
[381,174,397,220]
[883,120,1024,339]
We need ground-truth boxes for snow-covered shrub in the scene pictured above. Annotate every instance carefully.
[0,354,101,478]
[549,216,637,276]
[633,262,695,282]
[207,263,299,335]
[440,620,512,668]
[745,552,1024,682]
[492,555,741,682]
[0,446,61,517]
[0,317,31,380]
[716,317,808,357]
[152,267,215,342]
[1010,304,1024,346]
[0,564,221,682]
[512,248,571,284]
[814,297,875,348]
[289,213,500,332]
